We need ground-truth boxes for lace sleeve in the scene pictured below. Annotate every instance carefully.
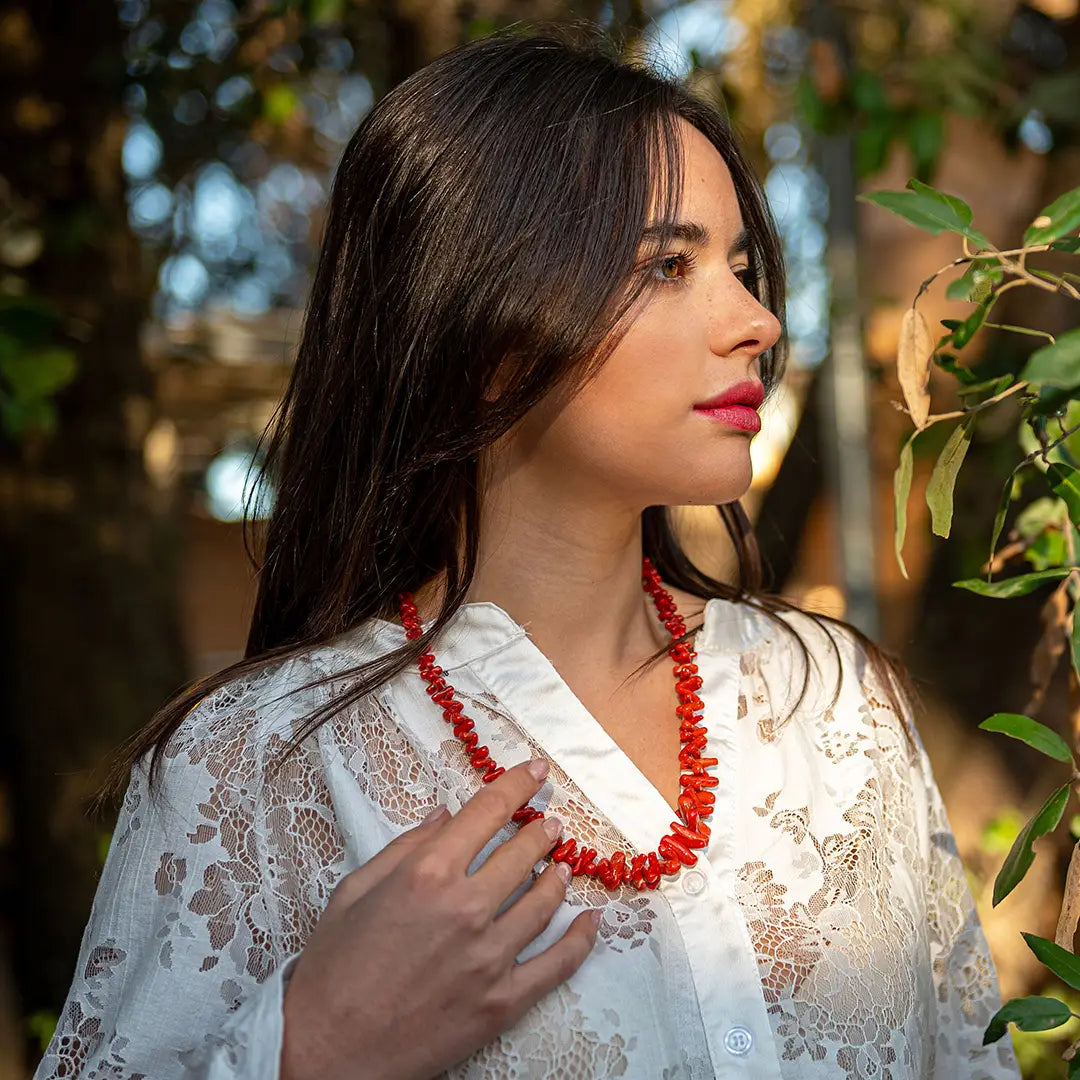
[915,738,1020,1078]
[33,666,311,1080]
[858,653,1020,1079]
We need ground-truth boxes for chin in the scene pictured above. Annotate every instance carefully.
[681,456,754,507]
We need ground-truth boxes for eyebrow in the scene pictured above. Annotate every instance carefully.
[640,220,752,258]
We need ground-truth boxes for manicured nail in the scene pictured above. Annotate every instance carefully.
[589,908,603,928]
[527,758,549,781]
[555,862,572,883]
[420,805,447,826]
[542,816,563,840]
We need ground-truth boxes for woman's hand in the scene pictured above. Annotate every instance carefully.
[280,758,600,1080]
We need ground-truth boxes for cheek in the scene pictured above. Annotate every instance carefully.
[517,335,755,505]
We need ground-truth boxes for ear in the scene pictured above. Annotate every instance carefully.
[482,357,516,405]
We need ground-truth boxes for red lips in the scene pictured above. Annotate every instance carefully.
[693,380,765,411]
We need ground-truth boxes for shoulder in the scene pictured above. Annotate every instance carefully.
[162,655,321,768]
[735,603,916,740]
[155,622,402,786]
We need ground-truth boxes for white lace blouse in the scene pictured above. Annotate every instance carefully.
[37,596,1020,1079]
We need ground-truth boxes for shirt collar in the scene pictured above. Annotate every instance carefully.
[357,592,762,671]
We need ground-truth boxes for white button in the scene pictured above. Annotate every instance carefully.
[724,1026,754,1056]
[682,869,707,896]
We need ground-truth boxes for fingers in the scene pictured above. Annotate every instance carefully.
[500,908,601,1014]
[436,759,550,873]
[471,814,562,906]
[331,804,450,908]
[489,860,571,959]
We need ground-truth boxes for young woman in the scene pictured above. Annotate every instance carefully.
[37,25,1019,1080]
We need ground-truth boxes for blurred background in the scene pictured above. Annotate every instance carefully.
[1,0,1079,1074]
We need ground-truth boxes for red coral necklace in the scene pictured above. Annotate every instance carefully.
[397,555,715,891]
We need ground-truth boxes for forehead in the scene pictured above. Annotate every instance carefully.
[673,118,742,235]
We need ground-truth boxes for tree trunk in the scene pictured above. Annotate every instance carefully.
[0,0,186,1057]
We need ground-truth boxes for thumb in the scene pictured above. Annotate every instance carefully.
[331,805,450,906]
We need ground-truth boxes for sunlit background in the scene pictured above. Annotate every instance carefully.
[3,0,1080,1075]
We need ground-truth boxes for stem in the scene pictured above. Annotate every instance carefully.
[923,379,1028,425]
[1021,418,1080,469]
[916,239,1080,302]
[983,322,1056,343]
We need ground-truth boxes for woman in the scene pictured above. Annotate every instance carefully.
[37,24,1019,1080]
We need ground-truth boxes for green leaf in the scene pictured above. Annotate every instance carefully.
[851,70,889,113]
[1050,462,1080,526]
[1073,598,1080,689]
[957,374,1013,400]
[934,352,981,386]
[981,811,1024,855]
[993,784,1070,905]
[855,117,895,179]
[1021,329,1080,390]
[957,568,1072,598]
[907,179,974,227]
[0,346,77,400]
[308,0,344,23]
[1052,237,1080,253]
[1023,931,1080,991]
[1024,185,1080,246]
[262,84,299,126]
[906,114,944,182]
[979,713,1073,763]
[858,182,990,248]
[1025,528,1068,571]
[987,474,1015,572]
[927,416,974,538]
[945,260,1004,303]
[951,300,990,350]
[1016,497,1066,541]
[0,393,57,438]
[26,1010,58,1056]
[894,433,915,579]
[983,995,1072,1044]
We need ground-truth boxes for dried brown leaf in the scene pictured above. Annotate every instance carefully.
[898,307,934,429]
[1025,582,1070,715]
[1056,840,1080,952]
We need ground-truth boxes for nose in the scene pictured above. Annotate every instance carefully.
[711,289,782,365]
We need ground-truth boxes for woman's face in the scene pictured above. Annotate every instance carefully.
[500,119,782,513]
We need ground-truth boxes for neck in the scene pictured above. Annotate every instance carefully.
[412,455,679,681]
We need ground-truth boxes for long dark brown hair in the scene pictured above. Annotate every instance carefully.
[108,23,911,798]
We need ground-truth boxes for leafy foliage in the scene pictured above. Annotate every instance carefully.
[867,176,1080,1070]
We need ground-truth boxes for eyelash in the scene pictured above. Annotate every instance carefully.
[651,247,697,285]
[648,249,754,290]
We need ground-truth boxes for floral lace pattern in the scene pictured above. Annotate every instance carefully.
[34,604,1018,1079]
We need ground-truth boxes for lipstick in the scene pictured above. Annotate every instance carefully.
[693,380,765,434]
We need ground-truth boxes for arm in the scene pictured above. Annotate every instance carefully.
[34,678,299,1080]
[850,640,1021,1079]
[914,735,1021,1079]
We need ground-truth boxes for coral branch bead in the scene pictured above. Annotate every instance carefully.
[398,556,716,891]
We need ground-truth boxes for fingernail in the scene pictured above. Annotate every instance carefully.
[420,805,447,826]
[555,862,572,883]
[542,815,563,840]
[589,908,603,928]
[527,758,549,782]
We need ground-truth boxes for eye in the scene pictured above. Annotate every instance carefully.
[732,264,753,287]
[650,249,697,284]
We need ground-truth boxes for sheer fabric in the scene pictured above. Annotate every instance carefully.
[36,596,1019,1079]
